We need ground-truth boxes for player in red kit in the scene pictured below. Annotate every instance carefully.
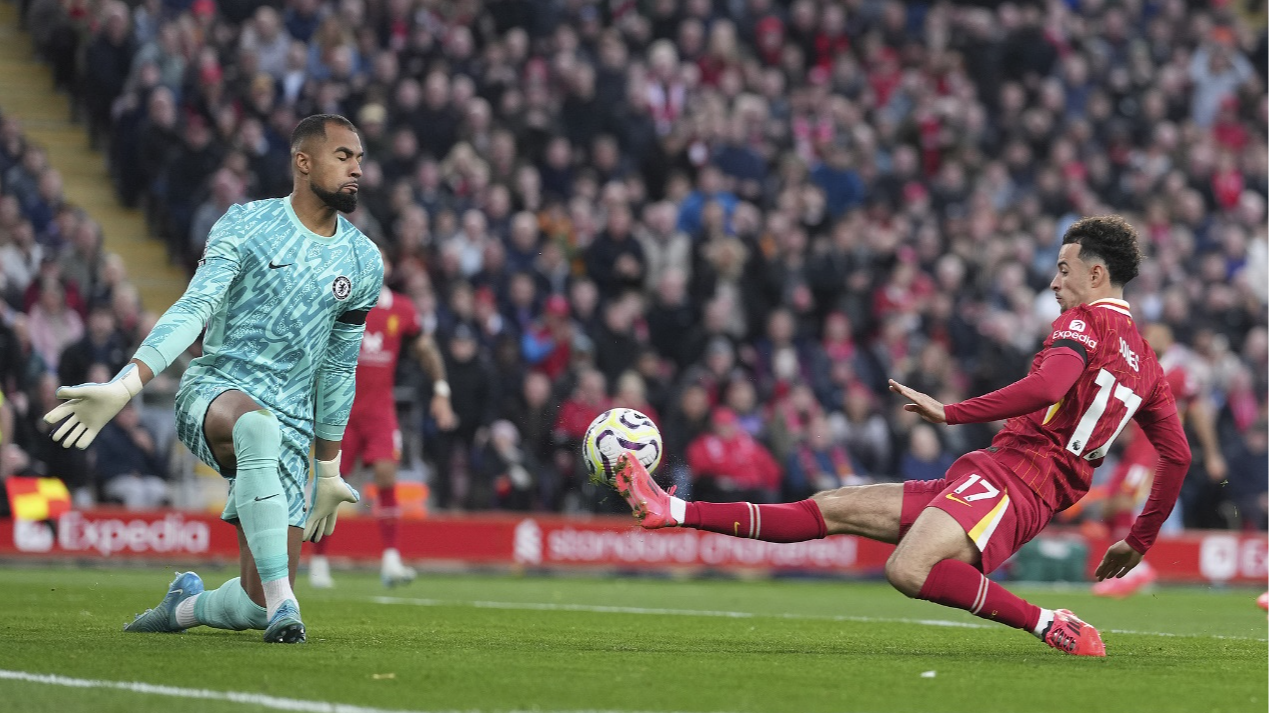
[614,216,1191,657]
[309,250,456,588]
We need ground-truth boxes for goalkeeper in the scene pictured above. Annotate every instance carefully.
[44,114,383,644]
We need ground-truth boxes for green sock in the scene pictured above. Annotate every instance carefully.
[232,410,290,585]
[190,577,267,630]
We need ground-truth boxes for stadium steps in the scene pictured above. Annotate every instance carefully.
[0,1,186,313]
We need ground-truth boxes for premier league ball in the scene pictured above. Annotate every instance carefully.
[582,408,663,486]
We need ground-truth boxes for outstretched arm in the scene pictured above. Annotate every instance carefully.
[891,347,1086,426]
[133,208,243,377]
[44,211,243,449]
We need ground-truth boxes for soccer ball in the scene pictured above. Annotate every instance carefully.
[582,408,663,486]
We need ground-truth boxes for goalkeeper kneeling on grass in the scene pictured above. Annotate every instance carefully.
[44,114,382,644]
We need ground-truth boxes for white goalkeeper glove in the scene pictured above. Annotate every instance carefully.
[43,363,144,450]
[304,453,360,542]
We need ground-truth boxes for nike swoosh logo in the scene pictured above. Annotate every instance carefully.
[268,261,293,269]
[945,494,970,506]
[254,494,280,502]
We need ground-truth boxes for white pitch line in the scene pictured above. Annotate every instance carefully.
[0,669,432,713]
[370,597,999,631]
[0,669,723,713]
[371,597,1267,641]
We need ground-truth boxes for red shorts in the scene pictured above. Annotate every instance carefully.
[341,406,401,475]
[898,451,1054,574]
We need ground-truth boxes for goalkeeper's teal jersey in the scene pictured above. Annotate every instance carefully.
[135,196,383,441]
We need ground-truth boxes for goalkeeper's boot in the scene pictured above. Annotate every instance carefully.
[123,571,204,633]
[613,451,678,529]
[1092,560,1157,598]
[308,555,334,589]
[263,599,306,644]
[1042,609,1106,657]
[381,548,416,588]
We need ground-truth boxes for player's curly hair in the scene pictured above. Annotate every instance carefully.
[1061,215,1143,286]
[290,113,357,155]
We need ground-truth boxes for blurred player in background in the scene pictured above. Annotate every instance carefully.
[45,114,382,643]
[1093,323,1225,597]
[309,248,455,588]
[0,390,11,481]
[615,216,1191,657]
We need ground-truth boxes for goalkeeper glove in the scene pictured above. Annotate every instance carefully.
[43,363,144,450]
[304,453,360,542]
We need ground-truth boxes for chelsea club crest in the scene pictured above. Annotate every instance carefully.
[332,276,352,301]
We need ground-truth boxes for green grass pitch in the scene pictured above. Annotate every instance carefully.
[0,565,1263,713]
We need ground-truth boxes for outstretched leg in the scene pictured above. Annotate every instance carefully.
[614,453,1105,656]
[614,452,905,541]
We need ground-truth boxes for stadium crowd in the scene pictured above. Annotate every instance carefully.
[0,0,1264,531]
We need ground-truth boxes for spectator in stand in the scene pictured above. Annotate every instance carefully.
[585,202,646,299]
[686,407,782,503]
[26,277,82,373]
[899,424,956,483]
[552,367,609,508]
[785,415,861,500]
[91,398,169,509]
[434,324,495,510]
[11,373,92,504]
[0,221,42,298]
[58,217,103,301]
[82,1,135,146]
[189,169,247,260]
[472,420,539,511]
[522,294,575,381]
[830,383,893,477]
[612,371,660,425]
[1225,418,1268,531]
[57,304,127,388]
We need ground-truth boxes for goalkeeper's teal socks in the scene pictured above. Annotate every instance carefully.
[232,410,296,619]
[176,577,267,630]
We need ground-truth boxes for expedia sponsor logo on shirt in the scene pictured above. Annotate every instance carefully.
[1051,329,1098,349]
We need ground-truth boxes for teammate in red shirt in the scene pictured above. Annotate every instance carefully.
[309,250,456,587]
[614,216,1191,657]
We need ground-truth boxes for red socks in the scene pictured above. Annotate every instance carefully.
[683,499,827,542]
[917,559,1041,632]
[377,484,400,551]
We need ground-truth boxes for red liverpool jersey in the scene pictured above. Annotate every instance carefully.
[984,298,1179,512]
[354,287,421,404]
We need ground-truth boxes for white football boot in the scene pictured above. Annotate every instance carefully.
[308,554,334,589]
[381,548,416,587]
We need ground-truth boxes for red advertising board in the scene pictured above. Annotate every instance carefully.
[1,510,1265,584]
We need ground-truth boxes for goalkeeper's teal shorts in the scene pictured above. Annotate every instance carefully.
[175,377,311,528]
